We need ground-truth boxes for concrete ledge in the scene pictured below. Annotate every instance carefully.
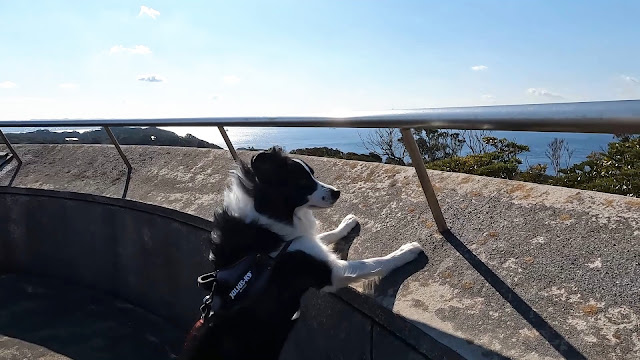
[0,187,457,359]
[0,187,212,331]
[2,144,639,359]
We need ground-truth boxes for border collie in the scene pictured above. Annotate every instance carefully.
[180,147,423,360]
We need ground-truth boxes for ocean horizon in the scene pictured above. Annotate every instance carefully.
[3,126,615,170]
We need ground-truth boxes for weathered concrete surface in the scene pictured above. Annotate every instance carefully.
[0,187,212,332]
[2,144,639,359]
[0,187,445,359]
[0,274,183,360]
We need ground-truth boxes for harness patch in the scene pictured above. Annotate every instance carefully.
[229,271,252,299]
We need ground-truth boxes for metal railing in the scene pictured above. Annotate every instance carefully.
[2,99,640,232]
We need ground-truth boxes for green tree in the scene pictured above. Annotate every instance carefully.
[554,136,640,197]
[427,136,530,179]
[410,129,466,162]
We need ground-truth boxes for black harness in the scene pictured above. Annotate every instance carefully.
[197,239,295,320]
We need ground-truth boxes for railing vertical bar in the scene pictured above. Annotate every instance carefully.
[400,128,448,233]
[0,129,22,165]
[218,126,239,162]
[103,126,132,171]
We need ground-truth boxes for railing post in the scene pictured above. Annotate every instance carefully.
[218,126,239,162]
[104,126,133,198]
[0,129,23,165]
[104,126,132,171]
[400,128,448,233]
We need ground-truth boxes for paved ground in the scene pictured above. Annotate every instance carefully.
[0,274,183,360]
[1,144,639,359]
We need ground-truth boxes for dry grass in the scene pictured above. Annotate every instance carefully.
[458,176,473,185]
[407,207,416,214]
[383,167,400,177]
[439,271,453,280]
[581,304,599,316]
[626,199,640,208]
[506,183,528,194]
[422,220,436,229]
[524,256,535,264]
[559,214,572,221]
[477,237,489,246]
[471,191,483,197]
[564,192,582,204]
[487,231,499,238]
[462,281,474,289]
[363,169,377,183]
[602,199,615,208]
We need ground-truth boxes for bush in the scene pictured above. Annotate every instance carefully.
[426,137,529,180]
[516,164,553,184]
[553,136,640,197]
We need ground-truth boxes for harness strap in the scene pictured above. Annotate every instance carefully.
[198,237,297,319]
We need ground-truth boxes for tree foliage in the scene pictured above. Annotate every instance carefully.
[553,136,640,197]
[426,136,530,179]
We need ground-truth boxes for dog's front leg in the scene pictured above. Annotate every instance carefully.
[317,214,359,245]
[323,242,424,291]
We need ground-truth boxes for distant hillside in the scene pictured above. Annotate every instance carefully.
[6,127,222,149]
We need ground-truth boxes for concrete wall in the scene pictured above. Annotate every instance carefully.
[2,144,639,359]
[0,187,451,359]
[0,187,212,331]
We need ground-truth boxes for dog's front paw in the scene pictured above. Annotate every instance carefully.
[394,242,424,260]
[338,214,360,234]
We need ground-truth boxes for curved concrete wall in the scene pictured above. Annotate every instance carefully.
[0,187,212,331]
[0,186,458,359]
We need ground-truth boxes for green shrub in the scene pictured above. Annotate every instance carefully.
[553,136,640,197]
[426,137,529,180]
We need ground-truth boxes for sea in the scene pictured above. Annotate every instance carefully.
[2,126,616,170]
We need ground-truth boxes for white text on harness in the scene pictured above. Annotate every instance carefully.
[229,271,252,300]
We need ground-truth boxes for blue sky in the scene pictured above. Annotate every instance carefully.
[1,0,639,120]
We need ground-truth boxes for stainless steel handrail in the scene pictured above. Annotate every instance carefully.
[2,99,640,232]
[1,100,640,133]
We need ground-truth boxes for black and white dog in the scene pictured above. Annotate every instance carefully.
[181,147,423,360]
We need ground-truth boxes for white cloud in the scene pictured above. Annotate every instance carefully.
[222,75,241,85]
[59,83,78,89]
[481,94,495,100]
[137,75,165,83]
[622,75,639,84]
[0,81,17,89]
[471,65,488,71]
[527,88,564,99]
[138,6,160,19]
[110,45,151,55]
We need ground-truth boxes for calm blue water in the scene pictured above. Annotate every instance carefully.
[3,126,615,169]
[203,127,614,169]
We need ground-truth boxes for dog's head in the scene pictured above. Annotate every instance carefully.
[244,147,340,222]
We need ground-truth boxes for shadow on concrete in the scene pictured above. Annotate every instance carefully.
[0,274,183,360]
[329,226,512,359]
[442,230,586,360]
[362,251,429,309]
[333,254,513,360]
[408,318,513,360]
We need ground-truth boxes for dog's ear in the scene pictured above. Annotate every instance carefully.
[251,148,284,183]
